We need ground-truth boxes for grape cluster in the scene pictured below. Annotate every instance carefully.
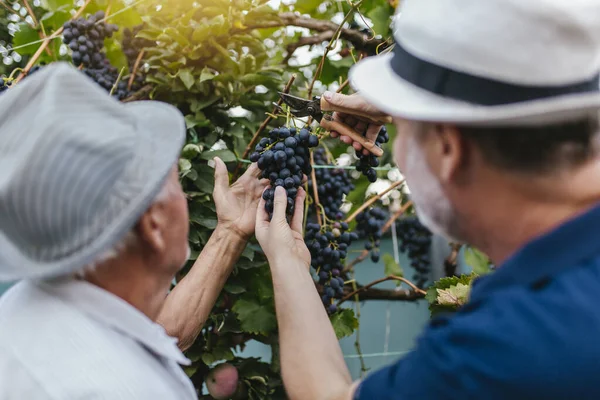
[355,207,388,262]
[0,78,7,94]
[305,221,358,314]
[63,12,118,69]
[252,126,319,219]
[309,148,354,220]
[355,126,390,182]
[396,216,433,288]
[122,24,153,69]
[62,12,140,100]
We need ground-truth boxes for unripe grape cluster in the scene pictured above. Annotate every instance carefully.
[355,126,390,182]
[309,148,354,220]
[305,221,358,314]
[396,216,433,288]
[355,206,388,262]
[252,126,319,219]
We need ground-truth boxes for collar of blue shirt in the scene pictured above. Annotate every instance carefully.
[470,202,600,302]
[36,277,191,366]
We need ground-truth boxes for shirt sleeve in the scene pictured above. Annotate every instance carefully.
[354,297,535,400]
[0,346,54,400]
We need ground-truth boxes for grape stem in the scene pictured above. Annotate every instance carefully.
[309,150,323,226]
[337,275,427,306]
[344,179,405,223]
[342,201,413,274]
[127,49,145,90]
[232,74,296,180]
[15,0,92,83]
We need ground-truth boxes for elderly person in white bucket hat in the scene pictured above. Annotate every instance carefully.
[0,63,267,398]
[255,0,600,399]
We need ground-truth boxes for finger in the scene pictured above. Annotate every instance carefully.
[353,120,368,134]
[340,135,353,145]
[255,178,270,197]
[256,193,269,224]
[323,91,389,117]
[213,157,230,198]
[330,131,339,138]
[362,148,371,156]
[290,187,306,234]
[302,174,308,184]
[272,186,288,223]
[365,124,383,143]
[352,141,363,151]
[241,162,262,179]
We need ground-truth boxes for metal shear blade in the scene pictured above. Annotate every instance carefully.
[278,92,323,121]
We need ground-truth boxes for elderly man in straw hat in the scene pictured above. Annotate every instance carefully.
[255,0,600,399]
[0,63,267,398]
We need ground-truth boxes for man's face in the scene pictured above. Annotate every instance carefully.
[159,166,190,272]
[393,119,462,242]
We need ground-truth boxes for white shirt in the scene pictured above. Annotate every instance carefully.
[0,278,197,399]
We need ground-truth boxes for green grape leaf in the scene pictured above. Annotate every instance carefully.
[12,23,41,56]
[436,283,470,306]
[201,345,234,366]
[382,254,403,281]
[232,298,277,335]
[367,5,393,38]
[200,149,237,162]
[178,69,195,90]
[464,247,492,275]
[330,309,359,339]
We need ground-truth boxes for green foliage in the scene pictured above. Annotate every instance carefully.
[331,308,359,339]
[464,246,493,275]
[425,273,479,317]
[383,253,403,283]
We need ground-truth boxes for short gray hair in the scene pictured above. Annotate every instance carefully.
[74,177,179,278]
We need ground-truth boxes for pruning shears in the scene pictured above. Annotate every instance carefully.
[278,92,392,157]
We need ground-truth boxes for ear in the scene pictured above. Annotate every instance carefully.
[426,124,466,183]
[136,202,168,254]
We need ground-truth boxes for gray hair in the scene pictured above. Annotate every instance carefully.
[74,177,179,278]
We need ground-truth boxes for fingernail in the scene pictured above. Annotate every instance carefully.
[323,91,333,101]
[275,186,285,197]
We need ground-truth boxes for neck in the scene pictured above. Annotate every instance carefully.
[82,253,173,321]
[464,159,600,265]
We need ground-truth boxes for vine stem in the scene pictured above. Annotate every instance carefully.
[336,78,350,93]
[344,179,405,223]
[307,0,363,99]
[128,49,145,90]
[15,0,92,83]
[338,275,426,306]
[310,150,323,226]
[232,74,296,180]
[22,0,39,28]
[349,271,368,376]
[343,200,413,273]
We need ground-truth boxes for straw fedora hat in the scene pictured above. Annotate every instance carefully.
[350,0,600,126]
[0,63,185,281]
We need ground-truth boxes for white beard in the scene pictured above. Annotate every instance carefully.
[403,135,462,243]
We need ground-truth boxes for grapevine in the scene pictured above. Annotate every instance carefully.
[355,206,388,263]
[305,221,358,313]
[309,148,354,220]
[251,126,319,219]
[121,24,152,70]
[355,126,390,182]
[396,216,433,288]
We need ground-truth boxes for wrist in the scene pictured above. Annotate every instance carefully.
[215,223,250,243]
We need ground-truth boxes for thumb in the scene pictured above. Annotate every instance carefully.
[213,157,229,198]
[272,186,288,224]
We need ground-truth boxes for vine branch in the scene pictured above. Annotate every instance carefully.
[309,150,323,226]
[338,275,426,306]
[345,179,404,223]
[232,74,296,180]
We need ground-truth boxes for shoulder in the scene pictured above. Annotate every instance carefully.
[356,274,600,400]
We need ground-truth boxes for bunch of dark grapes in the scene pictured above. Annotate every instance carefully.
[0,78,8,94]
[309,148,354,220]
[355,207,388,262]
[355,126,390,182]
[251,126,319,219]
[396,216,433,288]
[63,12,118,69]
[122,24,153,69]
[305,221,358,314]
[62,12,140,100]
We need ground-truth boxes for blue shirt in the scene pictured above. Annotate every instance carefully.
[356,204,600,400]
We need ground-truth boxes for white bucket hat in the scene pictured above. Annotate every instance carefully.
[0,62,185,281]
[350,0,600,126]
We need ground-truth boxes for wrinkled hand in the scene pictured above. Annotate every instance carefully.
[255,186,311,269]
[213,158,269,241]
[323,91,386,156]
